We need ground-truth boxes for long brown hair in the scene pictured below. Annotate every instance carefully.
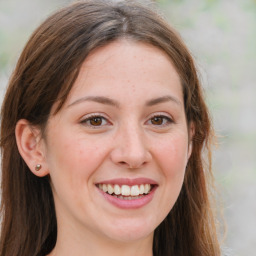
[0,0,220,255]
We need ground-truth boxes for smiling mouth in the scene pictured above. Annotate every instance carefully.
[97,184,153,200]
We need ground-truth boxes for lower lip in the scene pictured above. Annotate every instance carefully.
[97,186,157,209]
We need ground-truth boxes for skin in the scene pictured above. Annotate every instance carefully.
[16,40,193,256]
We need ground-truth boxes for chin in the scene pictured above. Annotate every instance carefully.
[101,217,156,243]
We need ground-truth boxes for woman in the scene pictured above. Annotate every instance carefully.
[0,0,221,255]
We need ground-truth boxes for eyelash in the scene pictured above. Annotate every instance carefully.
[80,114,110,128]
[80,113,174,128]
[147,114,174,127]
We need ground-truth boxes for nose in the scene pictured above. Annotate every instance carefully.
[110,125,152,169]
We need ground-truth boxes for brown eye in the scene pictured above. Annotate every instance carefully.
[90,117,103,126]
[148,115,173,127]
[151,116,164,125]
[81,115,108,127]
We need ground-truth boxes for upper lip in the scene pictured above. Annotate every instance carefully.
[96,178,158,186]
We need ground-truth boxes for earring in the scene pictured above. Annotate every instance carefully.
[35,164,42,171]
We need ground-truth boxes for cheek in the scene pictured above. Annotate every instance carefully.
[149,134,189,224]
[45,134,110,208]
[154,134,188,179]
[46,133,109,180]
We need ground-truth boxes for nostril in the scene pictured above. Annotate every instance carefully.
[118,161,138,169]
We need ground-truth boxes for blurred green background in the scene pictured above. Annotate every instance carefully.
[0,0,256,255]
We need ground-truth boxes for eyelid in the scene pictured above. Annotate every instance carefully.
[80,113,112,128]
[145,112,174,126]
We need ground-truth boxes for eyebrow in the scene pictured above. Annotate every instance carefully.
[68,96,120,108]
[146,95,182,107]
[68,95,181,108]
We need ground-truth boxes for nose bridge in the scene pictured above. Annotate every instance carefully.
[123,122,144,153]
[111,119,151,168]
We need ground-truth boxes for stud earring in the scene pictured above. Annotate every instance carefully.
[35,164,42,171]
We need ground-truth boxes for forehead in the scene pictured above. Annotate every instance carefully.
[83,39,179,76]
[63,39,183,108]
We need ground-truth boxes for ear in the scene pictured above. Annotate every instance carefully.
[187,121,195,160]
[15,119,49,177]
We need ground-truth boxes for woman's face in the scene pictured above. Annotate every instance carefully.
[42,40,193,244]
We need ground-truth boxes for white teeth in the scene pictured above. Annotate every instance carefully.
[144,184,150,194]
[102,184,108,192]
[130,185,140,196]
[139,184,145,194]
[113,195,144,200]
[98,183,152,197]
[114,184,121,195]
[107,184,114,194]
[121,185,130,196]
